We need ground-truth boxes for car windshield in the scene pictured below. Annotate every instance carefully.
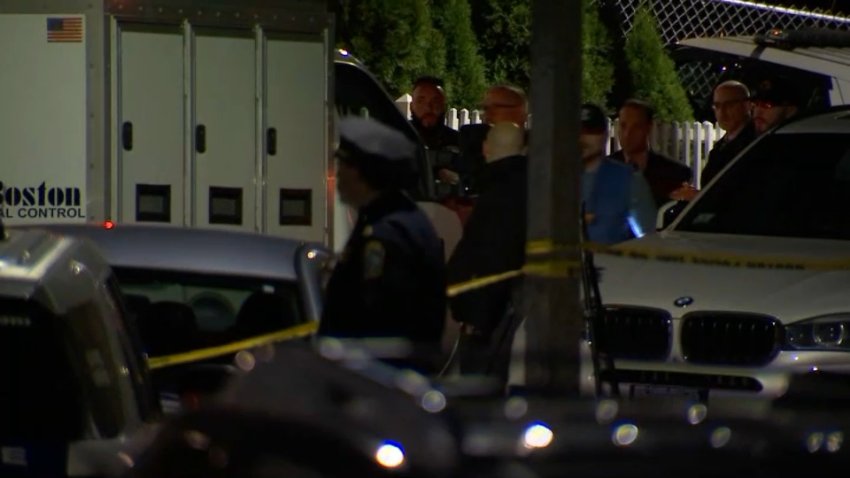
[675,133,850,240]
[0,298,87,441]
[334,62,419,145]
[113,267,303,358]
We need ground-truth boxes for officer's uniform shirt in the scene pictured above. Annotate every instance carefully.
[320,191,446,346]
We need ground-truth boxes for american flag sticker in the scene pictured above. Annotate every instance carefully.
[47,17,83,43]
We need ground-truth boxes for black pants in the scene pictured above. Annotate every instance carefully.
[457,302,524,388]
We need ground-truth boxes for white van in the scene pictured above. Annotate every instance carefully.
[673,28,850,118]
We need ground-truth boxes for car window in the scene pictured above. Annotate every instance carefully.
[102,275,161,421]
[0,298,87,441]
[676,133,850,240]
[334,61,431,198]
[112,267,303,357]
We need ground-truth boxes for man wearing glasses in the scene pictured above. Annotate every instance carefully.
[457,85,529,195]
[701,80,757,186]
[479,85,529,126]
[671,80,757,201]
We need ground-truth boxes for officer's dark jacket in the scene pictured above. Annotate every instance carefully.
[447,154,527,335]
[609,150,692,208]
[320,191,446,345]
[700,121,757,186]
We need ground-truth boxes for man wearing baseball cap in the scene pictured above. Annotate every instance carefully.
[752,76,801,134]
[581,103,656,243]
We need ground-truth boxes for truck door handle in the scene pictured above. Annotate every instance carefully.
[267,127,277,156]
[196,124,206,153]
[122,122,133,151]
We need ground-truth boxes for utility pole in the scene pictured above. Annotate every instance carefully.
[523,0,584,394]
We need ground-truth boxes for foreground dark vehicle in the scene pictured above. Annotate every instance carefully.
[126,341,459,478]
[0,227,159,478]
[125,340,850,478]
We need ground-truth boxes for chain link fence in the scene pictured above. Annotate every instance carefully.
[601,0,850,113]
[607,0,850,43]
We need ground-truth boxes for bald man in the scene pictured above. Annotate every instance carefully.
[483,121,526,161]
[701,80,756,186]
[481,85,529,126]
[448,122,527,383]
[458,85,529,194]
[671,80,757,201]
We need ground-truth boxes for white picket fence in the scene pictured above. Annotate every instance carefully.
[396,93,725,189]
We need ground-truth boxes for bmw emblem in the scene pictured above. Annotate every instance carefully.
[674,296,694,308]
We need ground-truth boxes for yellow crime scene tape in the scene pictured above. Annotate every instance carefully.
[583,242,850,271]
[147,240,850,369]
[445,240,850,299]
[146,321,318,370]
[446,240,583,298]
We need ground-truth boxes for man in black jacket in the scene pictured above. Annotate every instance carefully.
[671,80,757,202]
[702,81,757,185]
[409,76,461,188]
[410,76,458,151]
[447,122,527,383]
[609,99,692,208]
[321,117,446,371]
[457,85,528,195]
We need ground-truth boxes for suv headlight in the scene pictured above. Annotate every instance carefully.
[785,315,850,350]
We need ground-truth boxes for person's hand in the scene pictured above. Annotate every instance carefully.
[438,168,461,185]
[670,182,699,201]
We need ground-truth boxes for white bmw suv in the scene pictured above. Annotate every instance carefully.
[587,107,850,399]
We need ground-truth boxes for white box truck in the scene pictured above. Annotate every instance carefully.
[0,0,399,252]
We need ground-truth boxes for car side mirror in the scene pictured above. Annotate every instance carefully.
[657,200,687,230]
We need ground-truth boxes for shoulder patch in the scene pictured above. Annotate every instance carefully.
[363,240,385,279]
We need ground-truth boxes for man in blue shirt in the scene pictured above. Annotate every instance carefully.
[580,103,656,243]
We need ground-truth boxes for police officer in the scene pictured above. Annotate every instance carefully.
[320,116,447,370]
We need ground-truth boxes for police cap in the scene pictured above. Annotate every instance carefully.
[336,116,417,191]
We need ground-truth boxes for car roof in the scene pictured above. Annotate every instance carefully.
[678,35,850,81]
[0,228,116,312]
[0,229,73,298]
[773,106,850,134]
[0,229,61,282]
[14,224,313,282]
